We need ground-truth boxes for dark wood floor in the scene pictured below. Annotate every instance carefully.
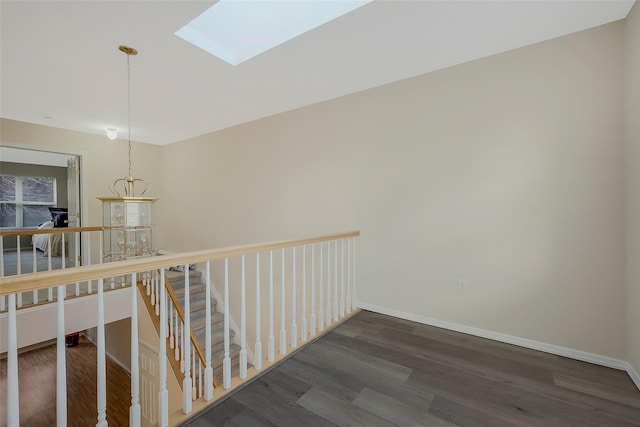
[184,310,640,427]
[0,336,131,427]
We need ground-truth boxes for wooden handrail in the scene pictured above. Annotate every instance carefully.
[0,226,104,237]
[0,231,360,296]
[162,272,220,389]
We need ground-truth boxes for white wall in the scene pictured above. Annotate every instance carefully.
[161,21,627,359]
[625,2,640,374]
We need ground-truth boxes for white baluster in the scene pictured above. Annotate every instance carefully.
[174,300,180,361]
[75,233,80,296]
[61,235,68,304]
[204,260,214,401]
[319,242,324,331]
[169,300,175,349]
[16,240,22,308]
[353,239,357,306]
[47,233,52,269]
[311,244,316,336]
[159,269,169,427]
[199,360,203,399]
[183,265,192,413]
[155,276,160,316]
[150,272,156,306]
[223,257,231,389]
[280,247,287,355]
[62,234,66,269]
[57,284,67,426]
[334,240,338,322]
[16,238,21,276]
[255,252,263,370]
[326,241,331,326]
[87,232,93,293]
[180,316,185,370]
[240,254,248,379]
[32,243,38,304]
[7,294,19,426]
[340,239,345,317]
[347,238,352,313]
[97,278,108,427]
[268,250,275,362]
[291,246,298,348]
[99,231,104,264]
[191,350,196,400]
[130,272,141,427]
[301,245,308,342]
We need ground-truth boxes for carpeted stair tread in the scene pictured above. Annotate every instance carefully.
[195,329,234,352]
[165,269,202,282]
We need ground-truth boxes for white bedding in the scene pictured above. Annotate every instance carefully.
[31,221,64,256]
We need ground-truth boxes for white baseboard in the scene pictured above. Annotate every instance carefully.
[356,302,633,375]
[624,361,640,391]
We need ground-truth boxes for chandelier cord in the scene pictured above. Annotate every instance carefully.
[127,52,132,179]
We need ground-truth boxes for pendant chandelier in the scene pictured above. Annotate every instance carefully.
[98,45,158,262]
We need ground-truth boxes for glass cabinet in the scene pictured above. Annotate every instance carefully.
[98,196,157,262]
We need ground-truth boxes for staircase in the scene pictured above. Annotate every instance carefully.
[163,268,242,383]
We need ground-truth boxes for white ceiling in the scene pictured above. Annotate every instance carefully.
[0,0,634,146]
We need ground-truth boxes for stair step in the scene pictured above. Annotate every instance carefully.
[165,269,202,283]
[177,297,218,315]
[173,287,209,304]
[195,328,235,351]
[172,281,207,295]
[190,311,223,330]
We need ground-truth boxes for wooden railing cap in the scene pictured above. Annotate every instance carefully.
[0,230,360,296]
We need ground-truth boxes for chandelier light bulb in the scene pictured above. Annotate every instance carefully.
[106,128,118,140]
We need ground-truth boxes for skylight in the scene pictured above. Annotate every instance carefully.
[175,0,372,65]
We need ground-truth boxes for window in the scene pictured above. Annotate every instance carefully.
[0,175,56,228]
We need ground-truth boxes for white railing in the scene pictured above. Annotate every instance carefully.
[0,226,105,312]
[0,230,359,426]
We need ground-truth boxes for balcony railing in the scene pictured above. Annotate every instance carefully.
[0,226,105,311]
[0,230,360,426]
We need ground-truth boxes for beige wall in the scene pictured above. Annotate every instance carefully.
[161,21,627,359]
[625,2,640,373]
[1,16,632,364]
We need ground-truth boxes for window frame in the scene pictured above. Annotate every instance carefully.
[0,175,57,229]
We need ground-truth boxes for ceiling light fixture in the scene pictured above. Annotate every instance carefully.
[98,45,157,262]
[106,128,118,140]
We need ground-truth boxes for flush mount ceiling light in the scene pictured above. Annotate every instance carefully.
[175,0,372,65]
[106,128,118,140]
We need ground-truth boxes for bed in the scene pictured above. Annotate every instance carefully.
[31,220,64,256]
